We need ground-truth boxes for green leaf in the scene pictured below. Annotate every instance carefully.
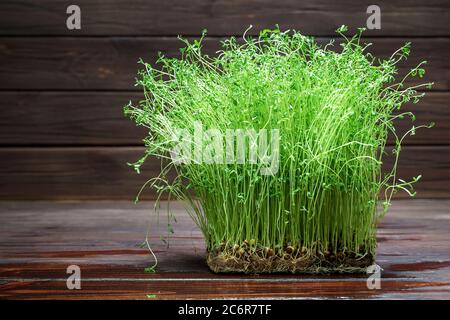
[336,25,348,33]
[144,266,156,273]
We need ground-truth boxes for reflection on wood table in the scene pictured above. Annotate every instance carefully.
[0,200,449,299]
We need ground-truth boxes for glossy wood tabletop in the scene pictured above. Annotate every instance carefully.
[0,200,449,299]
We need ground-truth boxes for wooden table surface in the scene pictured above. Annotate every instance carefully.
[0,199,449,300]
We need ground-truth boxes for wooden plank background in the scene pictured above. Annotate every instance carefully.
[1,0,449,36]
[0,1,449,200]
[1,200,449,299]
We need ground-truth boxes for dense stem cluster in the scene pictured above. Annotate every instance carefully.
[125,26,431,259]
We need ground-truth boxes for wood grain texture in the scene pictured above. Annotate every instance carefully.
[0,92,146,146]
[0,91,446,146]
[0,200,449,299]
[0,0,449,36]
[0,146,449,200]
[0,147,155,200]
[0,37,447,90]
[0,1,448,202]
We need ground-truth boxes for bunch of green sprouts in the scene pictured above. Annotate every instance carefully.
[125,26,432,261]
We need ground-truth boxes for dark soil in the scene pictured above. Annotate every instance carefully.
[206,245,374,274]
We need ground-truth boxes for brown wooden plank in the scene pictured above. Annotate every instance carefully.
[0,91,446,146]
[0,200,449,299]
[0,146,448,200]
[1,279,448,299]
[0,37,447,90]
[0,147,156,201]
[382,146,450,198]
[0,0,449,36]
[391,92,450,145]
[0,92,146,146]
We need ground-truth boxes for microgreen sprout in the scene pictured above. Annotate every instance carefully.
[125,26,432,271]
